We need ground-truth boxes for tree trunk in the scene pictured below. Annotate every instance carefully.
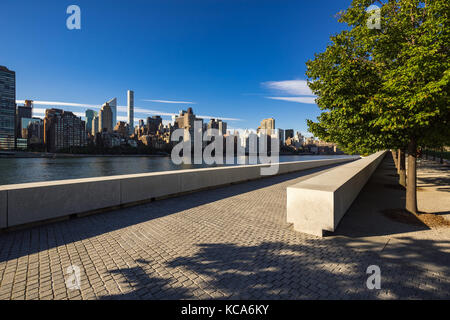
[406,139,418,214]
[397,149,402,174]
[440,147,444,164]
[399,150,406,187]
[391,150,398,169]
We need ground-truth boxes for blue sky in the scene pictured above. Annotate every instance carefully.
[0,0,352,134]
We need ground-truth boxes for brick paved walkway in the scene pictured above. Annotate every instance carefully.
[0,156,449,300]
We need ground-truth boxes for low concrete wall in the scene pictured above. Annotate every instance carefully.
[287,151,387,237]
[0,190,6,229]
[0,157,359,229]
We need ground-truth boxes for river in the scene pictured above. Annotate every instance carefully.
[0,155,355,185]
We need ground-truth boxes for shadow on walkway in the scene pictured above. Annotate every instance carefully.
[0,162,343,264]
[333,153,431,238]
[103,236,450,299]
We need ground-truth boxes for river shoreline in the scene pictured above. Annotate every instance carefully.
[0,151,320,159]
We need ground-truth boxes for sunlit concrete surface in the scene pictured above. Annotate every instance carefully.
[287,151,386,237]
[0,156,449,300]
[0,157,357,228]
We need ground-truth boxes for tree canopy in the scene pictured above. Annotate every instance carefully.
[306,0,449,155]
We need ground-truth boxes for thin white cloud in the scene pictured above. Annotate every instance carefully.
[197,115,242,122]
[19,100,242,122]
[16,100,100,109]
[142,99,196,104]
[32,108,85,118]
[266,96,316,104]
[262,80,315,96]
[261,79,317,104]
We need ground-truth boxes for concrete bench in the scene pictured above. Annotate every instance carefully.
[286,151,387,237]
[0,157,359,229]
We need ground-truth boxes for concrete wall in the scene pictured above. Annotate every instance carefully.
[0,190,6,229]
[287,151,387,237]
[0,156,358,229]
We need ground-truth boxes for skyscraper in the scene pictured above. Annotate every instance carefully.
[16,100,33,139]
[99,103,113,133]
[91,115,99,136]
[285,129,294,140]
[127,90,134,130]
[278,128,285,146]
[257,118,275,136]
[85,109,97,134]
[0,66,16,150]
[218,120,227,136]
[106,98,117,128]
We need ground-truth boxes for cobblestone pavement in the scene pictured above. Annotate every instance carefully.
[0,156,449,300]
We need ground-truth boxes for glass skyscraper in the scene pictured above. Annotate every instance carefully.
[0,66,16,150]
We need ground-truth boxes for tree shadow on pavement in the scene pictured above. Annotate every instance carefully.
[161,237,450,299]
[99,259,190,300]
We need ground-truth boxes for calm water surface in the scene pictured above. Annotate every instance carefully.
[0,155,355,185]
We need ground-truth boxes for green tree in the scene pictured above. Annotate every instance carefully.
[306,0,449,213]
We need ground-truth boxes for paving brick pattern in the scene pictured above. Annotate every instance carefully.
[0,159,449,300]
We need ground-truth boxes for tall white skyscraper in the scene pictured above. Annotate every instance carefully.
[127,90,134,129]
[107,97,117,128]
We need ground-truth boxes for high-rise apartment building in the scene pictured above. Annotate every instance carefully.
[0,66,16,150]
[99,103,113,133]
[85,109,97,133]
[285,129,294,140]
[278,128,285,146]
[16,100,33,138]
[127,90,134,130]
[146,115,162,135]
[44,109,87,152]
[258,118,275,136]
[107,98,117,128]
[21,117,43,145]
[207,118,227,136]
[91,115,99,136]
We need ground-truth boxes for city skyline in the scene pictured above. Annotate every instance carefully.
[0,0,353,136]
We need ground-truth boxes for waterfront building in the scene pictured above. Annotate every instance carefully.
[99,103,113,133]
[207,118,227,136]
[114,121,129,137]
[21,117,43,143]
[257,118,275,136]
[146,115,162,135]
[44,108,87,152]
[294,131,304,146]
[219,120,227,136]
[0,66,16,150]
[106,98,117,129]
[16,100,33,139]
[278,128,285,146]
[127,90,134,131]
[285,129,294,140]
[85,109,97,133]
[91,115,99,136]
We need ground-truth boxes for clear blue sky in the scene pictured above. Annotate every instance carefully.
[0,0,352,134]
